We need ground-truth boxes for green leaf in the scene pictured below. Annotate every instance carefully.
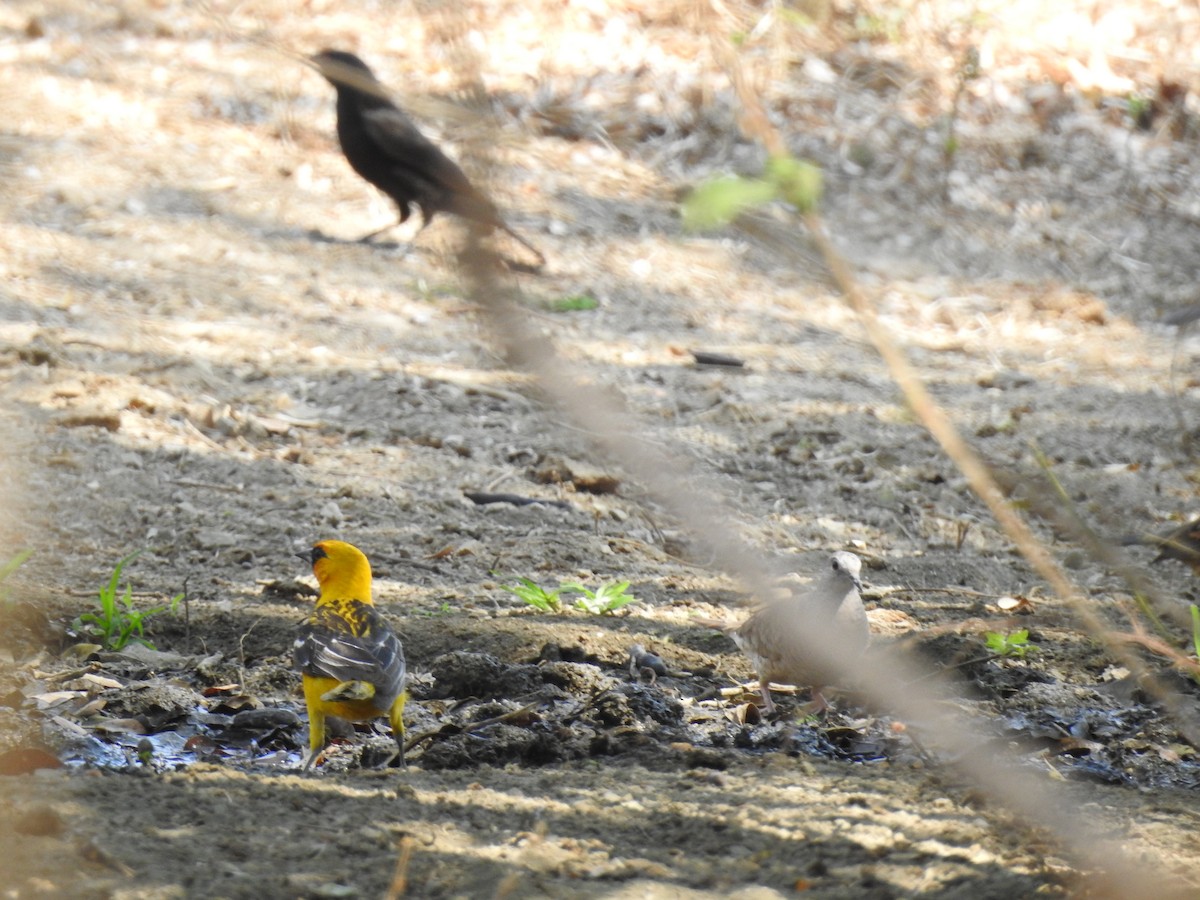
[681,175,777,231]
[546,295,599,313]
[500,578,562,612]
[570,580,637,615]
[0,549,32,584]
[1190,605,1200,662]
[985,629,1031,659]
[778,8,813,27]
[765,156,823,213]
[75,551,178,650]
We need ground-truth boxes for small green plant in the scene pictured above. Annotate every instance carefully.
[545,294,599,313]
[1127,93,1152,130]
[1190,606,1200,685]
[501,577,639,615]
[74,552,183,651]
[0,549,33,605]
[500,577,563,612]
[681,154,823,232]
[561,580,638,615]
[853,11,903,42]
[985,629,1032,659]
[942,46,981,199]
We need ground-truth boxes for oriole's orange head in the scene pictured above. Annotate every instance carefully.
[302,540,373,603]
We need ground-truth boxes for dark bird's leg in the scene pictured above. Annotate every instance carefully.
[356,218,401,243]
[359,209,438,258]
[358,202,422,245]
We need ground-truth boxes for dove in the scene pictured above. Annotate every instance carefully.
[699,551,869,714]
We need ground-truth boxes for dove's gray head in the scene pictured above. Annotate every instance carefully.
[827,551,863,593]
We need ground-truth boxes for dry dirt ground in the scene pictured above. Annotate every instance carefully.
[4,1,1200,898]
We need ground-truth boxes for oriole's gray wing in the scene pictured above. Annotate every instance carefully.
[295,602,406,709]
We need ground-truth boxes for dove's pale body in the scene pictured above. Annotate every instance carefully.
[725,551,868,712]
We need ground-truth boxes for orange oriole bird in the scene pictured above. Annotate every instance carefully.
[294,540,407,769]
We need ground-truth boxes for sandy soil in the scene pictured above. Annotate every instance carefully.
[3,1,1200,897]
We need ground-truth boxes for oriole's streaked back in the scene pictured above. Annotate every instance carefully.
[294,540,407,768]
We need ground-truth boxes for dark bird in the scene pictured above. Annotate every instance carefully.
[310,49,544,268]
[1123,517,1200,573]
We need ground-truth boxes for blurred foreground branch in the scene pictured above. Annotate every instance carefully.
[413,2,1196,895]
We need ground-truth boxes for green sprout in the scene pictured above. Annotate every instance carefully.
[73,552,183,651]
[545,294,599,313]
[500,577,639,615]
[1190,606,1200,685]
[985,629,1032,659]
[682,175,776,231]
[500,577,563,613]
[853,9,905,43]
[1127,94,1152,130]
[561,580,638,615]
[415,601,454,618]
[765,155,822,213]
[682,154,823,232]
[0,549,33,605]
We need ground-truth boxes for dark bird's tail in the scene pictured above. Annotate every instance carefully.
[499,222,545,271]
